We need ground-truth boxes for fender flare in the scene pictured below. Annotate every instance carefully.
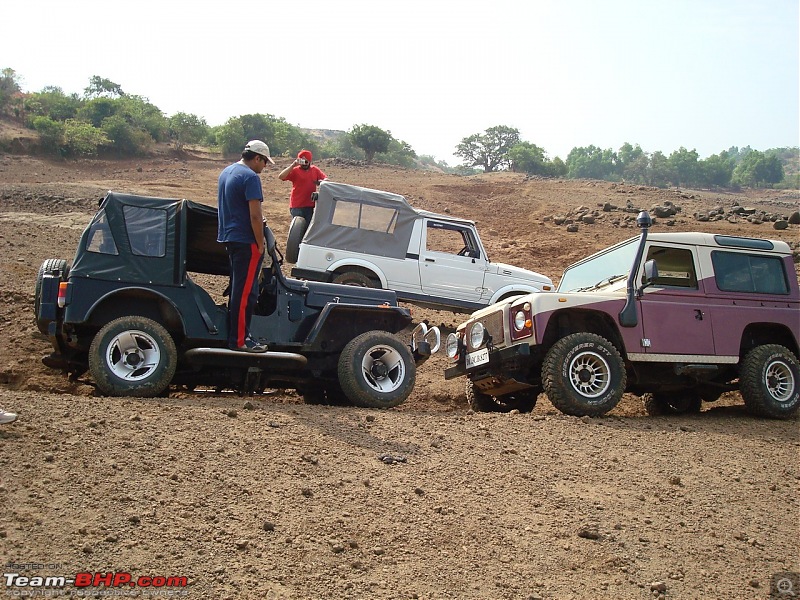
[326,259,388,288]
[81,287,188,336]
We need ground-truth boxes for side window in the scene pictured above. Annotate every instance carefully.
[331,199,398,234]
[85,210,118,255]
[644,245,697,288]
[712,251,789,294]
[426,222,479,258]
[123,206,167,257]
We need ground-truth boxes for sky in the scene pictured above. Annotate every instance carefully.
[2,0,798,166]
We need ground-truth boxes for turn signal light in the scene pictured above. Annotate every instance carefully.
[57,282,69,308]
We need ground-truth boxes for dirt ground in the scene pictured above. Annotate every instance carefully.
[0,145,798,599]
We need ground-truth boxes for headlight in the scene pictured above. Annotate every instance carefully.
[469,322,487,349]
[445,332,460,359]
[513,310,527,330]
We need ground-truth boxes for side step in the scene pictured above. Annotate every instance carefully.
[183,347,308,369]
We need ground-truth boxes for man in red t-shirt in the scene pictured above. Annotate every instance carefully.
[278,149,327,222]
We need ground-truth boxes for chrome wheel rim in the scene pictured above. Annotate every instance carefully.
[106,330,161,381]
[361,344,405,394]
[766,359,794,402]
[568,350,611,399]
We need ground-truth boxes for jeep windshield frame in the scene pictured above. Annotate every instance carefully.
[557,237,639,293]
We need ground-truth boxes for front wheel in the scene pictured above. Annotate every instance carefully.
[542,332,626,417]
[89,316,177,397]
[740,345,799,419]
[338,331,415,408]
[466,380,539,413]
[332,270,376,288]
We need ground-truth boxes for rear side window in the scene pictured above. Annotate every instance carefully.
[331,199,398,234]
[712,251,789,294]
[86,210,118,255]
[123,206,167,257]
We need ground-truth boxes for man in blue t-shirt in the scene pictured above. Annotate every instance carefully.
[217,140,275,352]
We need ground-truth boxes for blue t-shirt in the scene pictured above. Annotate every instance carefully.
[217,162,263,244]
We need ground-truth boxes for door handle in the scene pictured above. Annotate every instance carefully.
[694,309,704,321]
[425,258,435,263]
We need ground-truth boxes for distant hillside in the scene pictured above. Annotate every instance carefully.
[300,128,347,144]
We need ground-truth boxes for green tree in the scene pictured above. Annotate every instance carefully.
[733,150,785,188]
[63,119,109,156]
[349,124,392,163]
[618,143,648,183]
[376,138,417,168]
[566,145,618,180]
[101,114,152,155]
[84,75,124,99]
[24,87,82,122]
[31,116,65,154]
[647,151,671,188]
[78,97,119,128]
[455,125,520,172]
[0,67,22,116]
[667,147,700,187]
[508,141,547,175]
[168,112,209,150]
[117,95,168,142]
[699,151,734,188]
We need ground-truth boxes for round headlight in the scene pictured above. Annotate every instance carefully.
[514,310,527,330]
[445,333,460,358]
[469,322,486,349]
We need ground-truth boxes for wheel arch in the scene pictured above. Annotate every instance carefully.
[83,288,186,338]
[540,308,627,357]
[490,285,540,304]
[739,323,799,359]
[328,260,386,288]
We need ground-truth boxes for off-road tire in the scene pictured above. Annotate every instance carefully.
[89,316,177,397]
[285,216,307,264]
[740,344,799,419]
[332,270,376,288]
[642,391,702,416]
[338,331,415,408]
[35,258,69,335]
[465,380,539,413]
[542,332,626,417]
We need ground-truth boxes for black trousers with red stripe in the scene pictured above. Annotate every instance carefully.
[225,242,264,348]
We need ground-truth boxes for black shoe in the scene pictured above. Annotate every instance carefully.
[228,337,268,353]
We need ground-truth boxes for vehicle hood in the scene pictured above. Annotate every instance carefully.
[489,262,553,286]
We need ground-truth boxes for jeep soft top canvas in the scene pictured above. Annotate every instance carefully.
[302,181,420,259]
[70,191,230,285]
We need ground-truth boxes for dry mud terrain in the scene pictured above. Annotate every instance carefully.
[0,149,798,599]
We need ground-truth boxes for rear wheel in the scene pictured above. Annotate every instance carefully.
[332,269,376,288]
[542,332,626,417]
[642,391,702,416]
[466,380,539,413]
[740,345,799,419]
[34,258,69,334]
[285,216,307,264]
[338,331,415,408]
[89,316,177,397]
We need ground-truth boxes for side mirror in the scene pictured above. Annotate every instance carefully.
[643,259,658,283]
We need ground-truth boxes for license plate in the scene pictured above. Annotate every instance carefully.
[466,348,489,369]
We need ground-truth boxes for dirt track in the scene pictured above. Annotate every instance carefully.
[1,150,798,599]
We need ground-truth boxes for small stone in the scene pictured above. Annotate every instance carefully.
[263,521,275,532]
[243,401,255,410]
[650,581,667,593]
[235,539,249,550]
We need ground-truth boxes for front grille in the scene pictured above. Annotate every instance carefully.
[468,309,505,349]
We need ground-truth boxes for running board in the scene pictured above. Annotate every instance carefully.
[183,347,308,369]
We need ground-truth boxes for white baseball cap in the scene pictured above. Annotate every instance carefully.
[244,140,275,164]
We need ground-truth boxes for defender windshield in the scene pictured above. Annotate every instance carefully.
[557,237,639,292]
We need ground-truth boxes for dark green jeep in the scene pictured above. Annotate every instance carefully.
[35,192,439,406]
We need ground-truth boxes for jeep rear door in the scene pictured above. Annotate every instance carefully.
[419,220,486,303]
[637,243,716,356]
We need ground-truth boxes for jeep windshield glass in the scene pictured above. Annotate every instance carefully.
[557,237,639,292]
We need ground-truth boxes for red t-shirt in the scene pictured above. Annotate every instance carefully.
[286,165,326,208]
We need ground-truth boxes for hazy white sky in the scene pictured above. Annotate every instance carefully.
[2,0,798,165]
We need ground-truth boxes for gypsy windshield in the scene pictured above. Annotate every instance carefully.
[557,237,639,292]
